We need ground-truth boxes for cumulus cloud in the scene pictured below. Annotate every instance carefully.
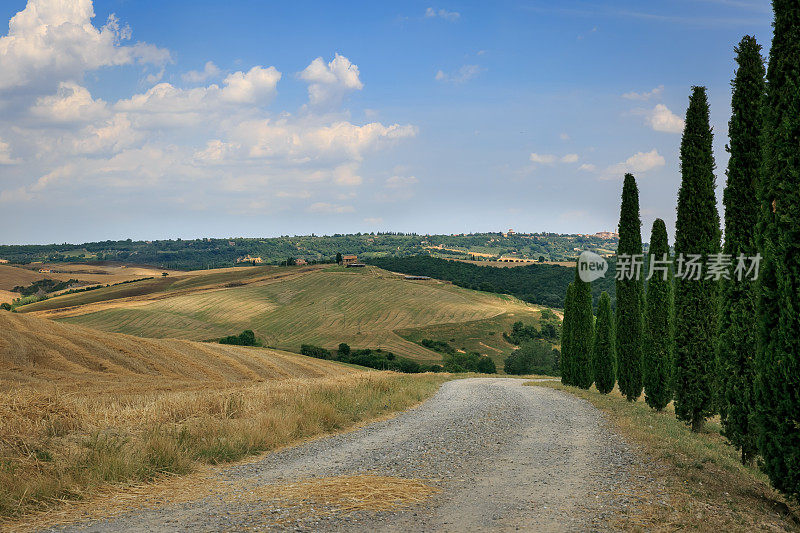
[646,103,684,133]
[0,139,20,164]
[622,85,664,101]
[385,175,419,188]
[0,0,169,92]
[435,64,482,84]
[30,82,109,123]
[0,2,417,218]
[529,153,556,164]
[578,163,596,172]
[602,149,665,179]
[182,61,221,83]
[300,53,363,107]
[425,7,460,20]
[561,153,579,163]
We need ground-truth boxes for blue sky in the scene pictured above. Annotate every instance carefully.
[0,0,772,244]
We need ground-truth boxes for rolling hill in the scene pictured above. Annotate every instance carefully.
[19,265,545,362]
[0,311,355,393]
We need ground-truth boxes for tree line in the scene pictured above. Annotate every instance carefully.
[366,255,616,309]
[558,10,799,503]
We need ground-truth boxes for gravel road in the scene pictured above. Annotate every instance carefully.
[48,378,643,532]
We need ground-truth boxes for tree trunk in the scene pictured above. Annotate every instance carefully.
[691,417,704,433]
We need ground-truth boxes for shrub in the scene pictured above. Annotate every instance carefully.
[219,330,261,347]
[504,340,560,376]
[300,344,332,359]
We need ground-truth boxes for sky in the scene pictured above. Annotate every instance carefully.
[0,0,773,245]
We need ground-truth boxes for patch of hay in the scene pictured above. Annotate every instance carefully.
[234,474,440,513]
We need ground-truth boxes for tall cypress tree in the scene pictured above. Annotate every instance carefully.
[593,291,615,394]
[616,173,644,401]
[560,282,576,385]
[717,35,764,464]
[572,268,594,389]
[755,0,800,500]
[673,86,721,432]
[643,218,673,411]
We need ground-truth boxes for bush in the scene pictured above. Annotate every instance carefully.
[420,339,456,354]
[504,340,560,376]
[442,352,497,374]
[219,330,261,347]
[337,343,351,356]
[300,344,332,359]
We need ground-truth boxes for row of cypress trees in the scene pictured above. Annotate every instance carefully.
[559,1,799,500]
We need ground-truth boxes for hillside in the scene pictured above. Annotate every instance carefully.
[0,312,354,392]
[0,232,619,269]
[365,255,617,309]
[21,265,545,362]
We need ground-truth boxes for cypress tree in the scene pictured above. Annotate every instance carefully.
[616,173,644,401]
[717,35,764,464]
[673,86,721,432]
[643,218,673,411]
[755,0,800,501]
[572,267,594,389]
[593,291,615,394]
[560,282,576,385]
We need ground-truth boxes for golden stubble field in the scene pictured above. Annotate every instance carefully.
[37,266,544,361]
[0,310,450,527]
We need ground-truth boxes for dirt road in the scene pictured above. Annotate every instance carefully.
[48,378,643,532]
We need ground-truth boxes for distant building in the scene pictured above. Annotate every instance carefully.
[594,231,619,240]
[38,268,51,273]
[0,259,8,263]
[295,258,308,266]
[342,254,358,266]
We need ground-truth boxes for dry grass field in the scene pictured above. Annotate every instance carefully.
[0,311,449,524]
[0,312,353,392]
[534,382,800,531]
[40,266,541,361]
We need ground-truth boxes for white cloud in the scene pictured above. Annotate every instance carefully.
[435,64,482,84]
[425,8,460,20]
[646,103,684,133]
[561,153,579,163]
[307,202,354,214]
[602,149,665,179]
[529,153,556,164]
[220,66,281,104]
[182,61,221,83]
[0,139,20,164]
[30,82,109,123]
[385,175,418,188]
[578,163,596,172]
[0,3,418,217]
[622,85,664,101]
[299,53,363,107]
[0,0,169,92]
[363,217,383,224]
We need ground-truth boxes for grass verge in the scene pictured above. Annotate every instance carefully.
[0,372,448,524]
[532,382,799,531]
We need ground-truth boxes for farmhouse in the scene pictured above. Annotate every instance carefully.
[38,268,51,273]
[295,258,308,265]
[0,259,8,263]
[341,254,358,266]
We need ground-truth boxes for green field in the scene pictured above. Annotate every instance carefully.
[57,266,544,362]
[396,311,545,368]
